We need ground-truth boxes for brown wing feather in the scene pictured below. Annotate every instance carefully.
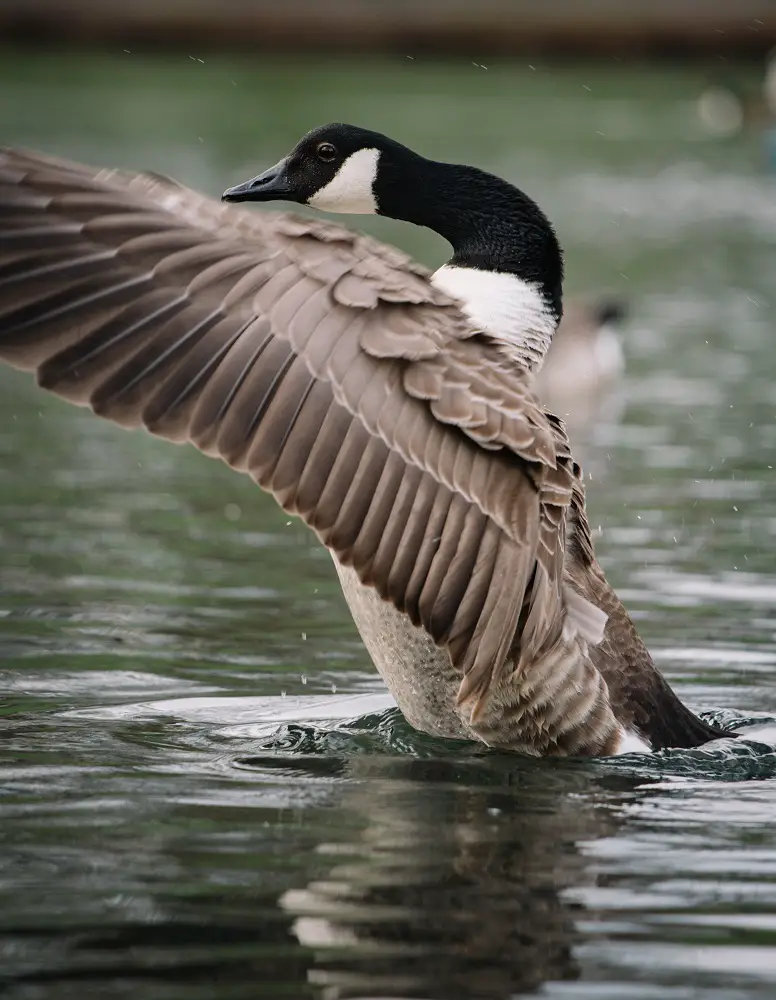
[0,146,580,713]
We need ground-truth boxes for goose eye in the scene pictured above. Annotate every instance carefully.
[316,142,337,163]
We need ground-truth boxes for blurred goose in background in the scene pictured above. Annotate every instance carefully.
[534,297,626,447]
[0,124,728,756]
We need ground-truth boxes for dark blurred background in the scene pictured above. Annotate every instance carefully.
[1,0,775,56]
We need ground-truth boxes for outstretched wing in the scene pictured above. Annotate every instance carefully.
[0,147,583,715]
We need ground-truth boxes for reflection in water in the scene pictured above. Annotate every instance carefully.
[270,755,633,1000]
[3,710,776,999]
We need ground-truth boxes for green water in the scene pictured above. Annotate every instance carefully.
[2,49,776,999]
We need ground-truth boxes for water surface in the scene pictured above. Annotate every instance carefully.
[2,50,776,999]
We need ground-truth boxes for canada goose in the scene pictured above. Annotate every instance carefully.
[533,297,626,444]
[0,124,729,756]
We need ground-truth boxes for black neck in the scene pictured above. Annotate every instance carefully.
[375,154,564,319]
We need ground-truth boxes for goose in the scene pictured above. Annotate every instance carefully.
[533,297,626,445]
[0,124,729,756]
[539,298,625,393]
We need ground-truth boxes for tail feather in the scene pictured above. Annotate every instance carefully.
[637,674,733,751]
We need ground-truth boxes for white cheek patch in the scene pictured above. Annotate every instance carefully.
[308,147,379,214]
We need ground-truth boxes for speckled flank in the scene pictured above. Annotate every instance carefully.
[332,560,476,740]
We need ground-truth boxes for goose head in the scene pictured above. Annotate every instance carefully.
[223,123,564,364]
[223,123,391,215]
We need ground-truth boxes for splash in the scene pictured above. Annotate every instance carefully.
[236,706,776,783]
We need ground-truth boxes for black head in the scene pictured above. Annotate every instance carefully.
[222,123,414,214]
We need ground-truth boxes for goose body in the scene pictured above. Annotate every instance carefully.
[0,125,728,756]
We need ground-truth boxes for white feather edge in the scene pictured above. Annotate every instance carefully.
[562,585,608,645]
[614,728,653,754]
